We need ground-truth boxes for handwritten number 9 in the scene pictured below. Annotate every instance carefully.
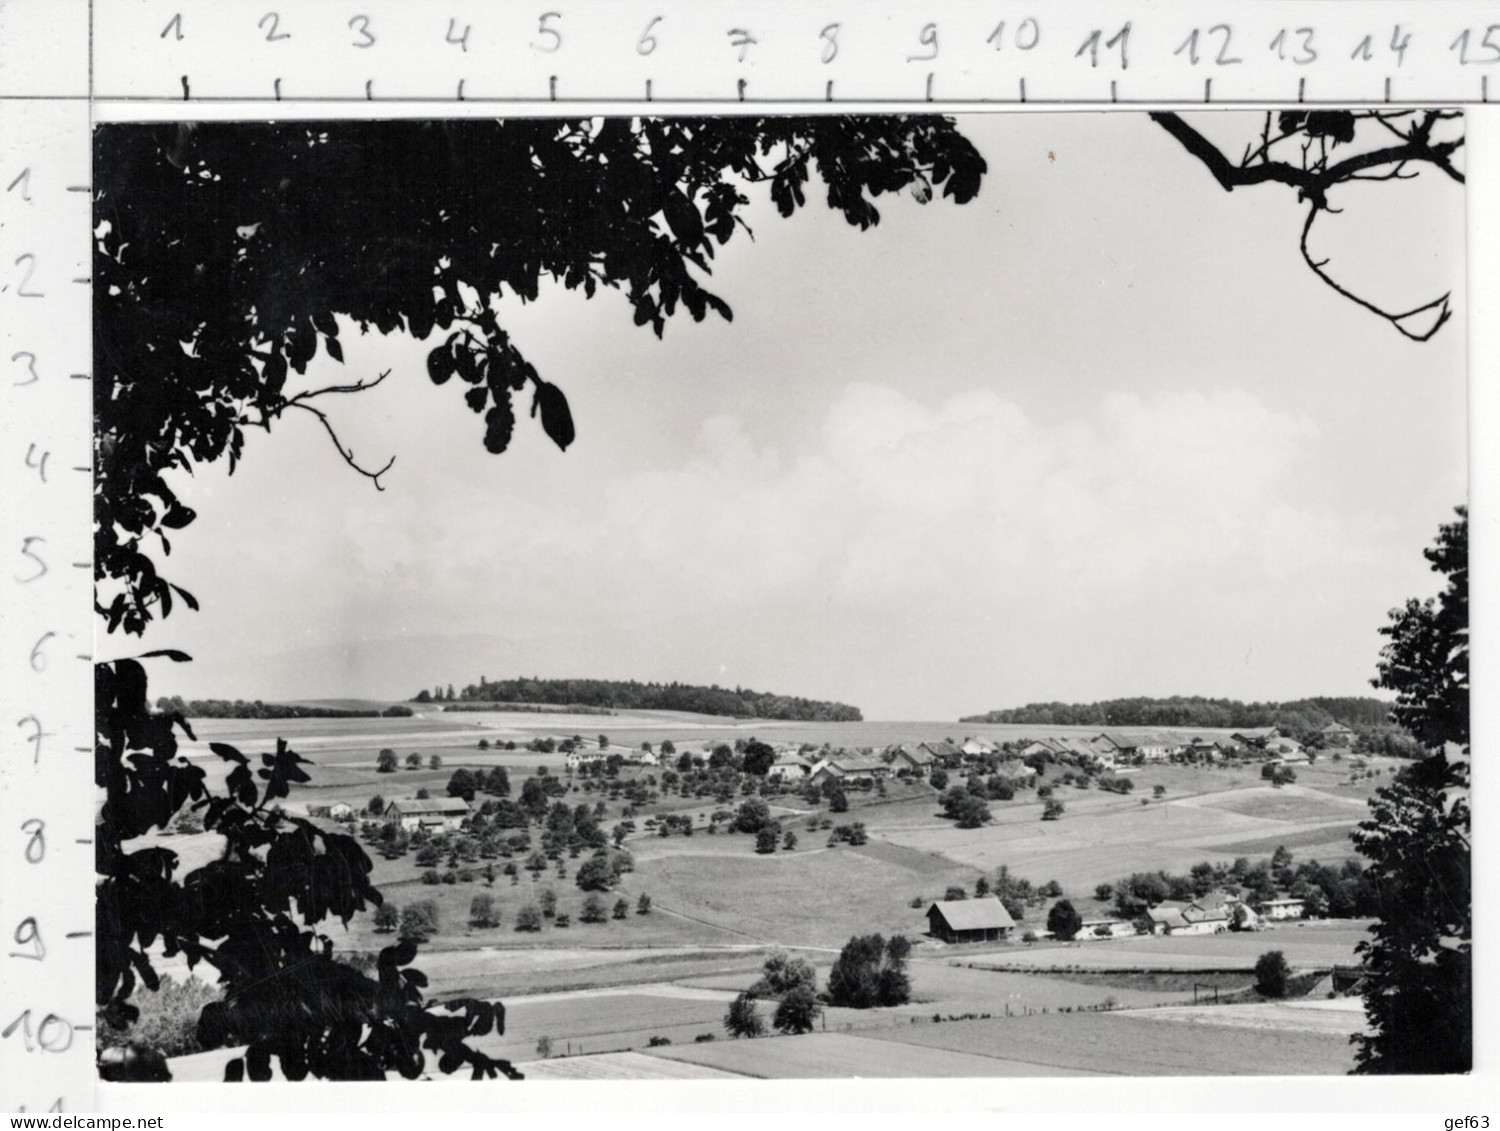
[10,918,44,961]
[907,23,938,62]
[638,16,661,56]
[21,819,45,864]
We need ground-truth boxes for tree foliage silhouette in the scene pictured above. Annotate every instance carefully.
[1351,507,1469,1074]
[94,117,986,636]
[93,115,987,1081]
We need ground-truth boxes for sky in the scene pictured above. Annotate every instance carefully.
[118,112,1469,720]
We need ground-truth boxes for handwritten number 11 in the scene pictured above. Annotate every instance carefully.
[1077,24,1131,69]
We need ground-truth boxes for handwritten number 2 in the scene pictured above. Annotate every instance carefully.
[259,12,290,42]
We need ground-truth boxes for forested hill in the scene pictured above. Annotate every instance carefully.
[959,696,1395,731]
[421,677,864,722]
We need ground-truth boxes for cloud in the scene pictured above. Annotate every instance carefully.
[412,382,1349,630]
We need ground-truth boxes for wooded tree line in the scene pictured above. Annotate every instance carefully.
[961,695,1399,732]
[154,696,412,720]
[444,676,863,721]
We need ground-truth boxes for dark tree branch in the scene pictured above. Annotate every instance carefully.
[284,367,393,406]
[1299,209,1452,343]
[1152,110,1462,341]
[282,399,396,489]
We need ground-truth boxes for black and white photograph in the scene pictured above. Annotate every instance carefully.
[91,109,1470,1086]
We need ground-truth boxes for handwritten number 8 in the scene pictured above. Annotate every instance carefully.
[22,819,45,864]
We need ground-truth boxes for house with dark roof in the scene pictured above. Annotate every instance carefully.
[809,753,889,786]
[926,897,1016,943]
[1093,731,1179,764]
[387,797,471,831]
[915,740,964,768]
[1319,722,1354,744]
[889,744,935,776]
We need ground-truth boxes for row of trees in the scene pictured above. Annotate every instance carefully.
[155,696,413,720]
[724,937,914,1039]
[962,695,1399,731]
[436,676,863,721]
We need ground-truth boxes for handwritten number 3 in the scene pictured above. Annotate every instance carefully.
[349,16,375,48]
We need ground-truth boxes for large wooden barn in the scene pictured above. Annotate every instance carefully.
[926,897,1016,944]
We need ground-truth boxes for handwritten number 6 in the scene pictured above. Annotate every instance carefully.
[638,16,661,56]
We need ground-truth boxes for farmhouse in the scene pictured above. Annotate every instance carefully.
[387,797,470,831]
[927,897,1015,944]
[767,752,813,782]
[960,737,996,758]
[1146,895,1234,935]
[1261,897,1307,921]
[991,760,1038,785]
[1319,722,1355,745]
[1094,731,1179,764]
[1018,737,1110,767]
[624,749,659,767]
[564,750,608,770]
[809,753,889,785]
[1079,916,1139,940]
[1230,727,1280,748]
[915,740,964,768]
[888,744,936,776]
[1265,736,1309,761]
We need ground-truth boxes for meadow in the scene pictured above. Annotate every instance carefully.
[156,707,1393,1079]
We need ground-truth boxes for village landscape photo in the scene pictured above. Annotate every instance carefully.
[93,110,1470,1085]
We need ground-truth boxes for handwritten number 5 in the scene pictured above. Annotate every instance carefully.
[533,12,562,53]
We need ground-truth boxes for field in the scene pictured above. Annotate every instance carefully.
[647,1030,1105,1078]
[855,1010,1357,1075]
[156,709,1398,1080]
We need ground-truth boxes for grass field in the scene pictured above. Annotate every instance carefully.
[647,1030,1106,1078]
[858,1010,1357,1075]
[629,840,978,949]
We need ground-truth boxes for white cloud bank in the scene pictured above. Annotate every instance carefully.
[410,381,1359,631]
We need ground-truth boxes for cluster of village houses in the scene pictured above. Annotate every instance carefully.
[336,723,1343,944]
[760,722,1347,787]
[353,723,1349,832]
[925,886,1310,947]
